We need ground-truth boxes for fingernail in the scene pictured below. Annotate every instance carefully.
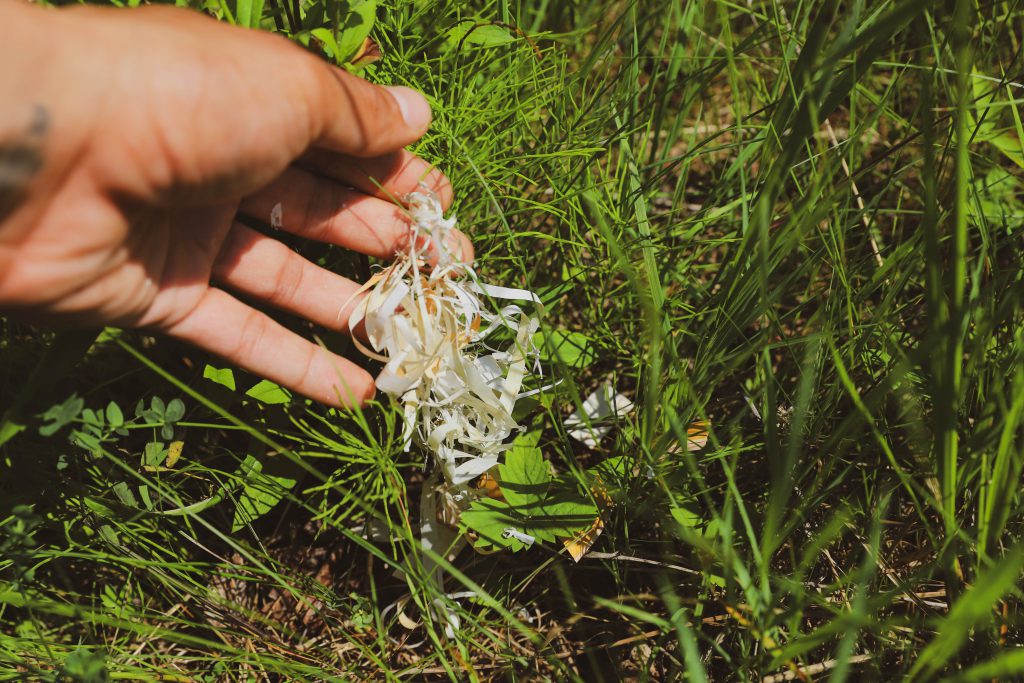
[386,86,432,131]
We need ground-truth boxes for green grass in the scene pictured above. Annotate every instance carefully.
[5,0,1024,680]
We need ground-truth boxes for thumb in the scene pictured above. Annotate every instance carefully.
[306,68,434,157]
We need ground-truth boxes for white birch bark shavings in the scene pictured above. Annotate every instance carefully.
[564,381,635,449]
[344,187,546,637]
[346,187,542,488]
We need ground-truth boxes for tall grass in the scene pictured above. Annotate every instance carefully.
[4,0,1024,680]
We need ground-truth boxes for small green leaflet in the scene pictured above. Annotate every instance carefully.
[164,399,185,423]
[104,401,124,429]
[143,441,167,468]
[203,365,236,391]
[112,482,137,507]
[231,456,297,532]
[39,394,84,437]
[245,379,291,405]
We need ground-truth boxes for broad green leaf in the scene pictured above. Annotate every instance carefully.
[202,365,236,391]
[445,20,516,49]
[245,380,291,405]
[71,430,101,453]
[311,27,341,60]
[301,0,325,30]
[239,454,261,478]
[463,445,598,552]
[81,408,101,427]
[526,494,599,540]
[535,329,595,368]
[510,428,542,453]
[60,648,108,683]
[82,496,115,518]
[499,444,549,508]
[98,524,120,546]
[589,455,630,483]
[986,131,1024,169]
[461,492,597,550]
[336,0,378,64]
[0,420,25,449]
[460,497,531,551]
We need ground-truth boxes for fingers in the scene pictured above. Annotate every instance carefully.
[299,149,454,210]
[86,5,436,204]
[165,288,375,408]
[211,222,365,331]
[238,166,474,264]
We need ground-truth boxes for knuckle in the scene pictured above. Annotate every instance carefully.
[235,308,267,362]
[269,249,304,307]
[301,177,336,240]
[293,345,319,394]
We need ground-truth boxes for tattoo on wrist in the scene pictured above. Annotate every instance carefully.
[0,105,49,223]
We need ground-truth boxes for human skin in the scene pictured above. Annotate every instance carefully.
[0,0,472,407]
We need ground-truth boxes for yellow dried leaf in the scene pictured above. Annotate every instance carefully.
[166,441,184,468]
[473,471,505,500]
[667,420,711,454]
[563,516,604,563]
[686,420,710,451]
[397,607,419,631]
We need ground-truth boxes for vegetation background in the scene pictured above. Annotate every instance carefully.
[4,0,1024,680]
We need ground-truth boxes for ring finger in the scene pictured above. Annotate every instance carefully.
[212,222,365,333]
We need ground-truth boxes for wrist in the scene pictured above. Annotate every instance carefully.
[0,1,93,230]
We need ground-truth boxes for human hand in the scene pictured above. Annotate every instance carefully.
[0,1,472,407]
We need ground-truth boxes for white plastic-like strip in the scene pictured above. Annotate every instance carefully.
[502,527,536,547]
[470,282,542,304]
[449,457,499,485]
